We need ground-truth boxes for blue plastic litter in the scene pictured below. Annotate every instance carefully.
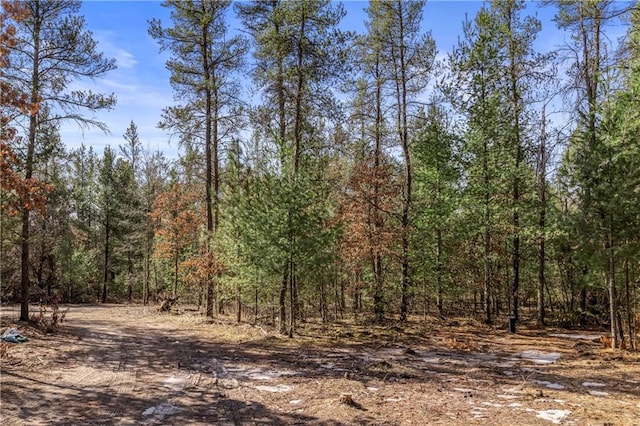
[1,328,28,343]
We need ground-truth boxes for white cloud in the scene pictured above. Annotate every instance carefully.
[93,30,137,70]
[59,76,176,158]
[113,49,137,69]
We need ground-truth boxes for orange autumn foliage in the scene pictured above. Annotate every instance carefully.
[337,156,400,271]
[179,246,224,290]
[0,142,51,215]
[151,182,203,261]
[151,181,223,290]
[0,1,49,215]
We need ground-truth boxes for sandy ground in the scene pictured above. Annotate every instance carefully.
[1,304,639,425]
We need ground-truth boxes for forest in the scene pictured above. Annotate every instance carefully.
[1,0,639,351]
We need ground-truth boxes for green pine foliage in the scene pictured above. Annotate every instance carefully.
[1,1,638,341]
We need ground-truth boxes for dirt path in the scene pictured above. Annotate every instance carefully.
[1,305,639,425]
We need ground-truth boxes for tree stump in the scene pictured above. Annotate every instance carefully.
[159,297,177,312]
[339,393,354,405]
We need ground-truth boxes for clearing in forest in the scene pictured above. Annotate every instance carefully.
[1,305,639,425]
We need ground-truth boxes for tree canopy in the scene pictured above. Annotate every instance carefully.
[1,0,638,348]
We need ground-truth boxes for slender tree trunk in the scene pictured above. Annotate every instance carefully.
[372,50,385,323]
[20,208,31,320]
[143,225,151,305]
[279,262,288,335]
[512,196,521,320]
[607,236,618,349]
[102,218,109,304]
[173,247,178,298]
[395,0,412,322]
[254,286,258,324]
[537,106,547,326]
[436,228,443,316]
[236,285,241,324]
[483,146,492,324]
[274,19,288,333]
[624,260,634,350]
[320,279,327,322]
[506,4,522,322]
[289,255,295,338]
[20,1,41,321]
[153,258,159,302]
[127,250,133,302]
[284,12,307,337]
[202,17,215,318]
[213,87,220,234]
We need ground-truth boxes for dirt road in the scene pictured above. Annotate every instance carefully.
[1,305,639,425]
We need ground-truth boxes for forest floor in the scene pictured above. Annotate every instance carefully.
[1,304,639,425]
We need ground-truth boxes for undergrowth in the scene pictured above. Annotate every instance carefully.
[30,295,68,333]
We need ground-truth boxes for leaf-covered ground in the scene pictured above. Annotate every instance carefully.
[1,305,639,425]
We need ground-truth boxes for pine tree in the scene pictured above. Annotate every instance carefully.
[412,104,461,317]
[118,121,145,301]
[446,6,505,324]
[553,0,634,347]
[491,0,552,321]
[4,0,116,320]
[238,0,347,335]
[365,0,436,321]
[149,0,246,317]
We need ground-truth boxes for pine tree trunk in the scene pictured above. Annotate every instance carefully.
[537,106,547,326]
[202,12,215,319]
[436,229,444,316]
[20,209,30,320]
[506,4,522,322]
[173,246,178,298]
[20,2,41,321]
[279,262,288,335]
[289,258,295,338]
[396,0,412,323]
[102,216,110,304]
[236,285,241,324]
[483,153,492,324]
[372,50,384,323]
[607,236,618,349]
[128,251,133,302]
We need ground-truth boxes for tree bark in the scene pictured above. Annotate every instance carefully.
[537,106,547,326]
[20,0,41,321]
[394,0,412,323]
[436,229,444,316]
[202,11,215,318]
[372,49,385,323]
[506,3,522,322]
[102,217,109,304]
[607,236,618,349]
[279,262,288,335]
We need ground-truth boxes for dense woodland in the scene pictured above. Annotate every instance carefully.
[1,0,639,349]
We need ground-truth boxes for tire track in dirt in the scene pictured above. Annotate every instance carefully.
[105,360,138,422]
[49,314,145,424]
[5,306,640,425]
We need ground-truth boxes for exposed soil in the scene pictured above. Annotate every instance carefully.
[1,305,639,425]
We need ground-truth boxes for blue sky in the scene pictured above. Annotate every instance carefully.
[60,1,577,158]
